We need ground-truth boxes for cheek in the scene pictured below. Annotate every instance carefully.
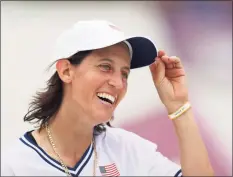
[123,79,128,91]
[72,72,106,98]
[70,80,86,103]
[117,82,128,103]
[123,82,128,94]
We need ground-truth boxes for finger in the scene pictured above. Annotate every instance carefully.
[161,56,183,69]
[158,50,166,58]
[149,57,160,72]
[169,56,183,68]
[165,68,185,78]
[160,55,173,69]
[165,64,174,69]
[149,58,166,85]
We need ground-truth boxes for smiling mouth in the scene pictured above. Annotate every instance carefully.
[98,97,113,104]
[97,93,116,105]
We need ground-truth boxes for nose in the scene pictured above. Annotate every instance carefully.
[108,72,124,89]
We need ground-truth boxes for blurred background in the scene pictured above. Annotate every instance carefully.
[1,1,232,176]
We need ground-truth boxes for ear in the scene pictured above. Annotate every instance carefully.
[56,59,74,84]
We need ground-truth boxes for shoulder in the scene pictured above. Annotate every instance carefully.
[2,138,24,157]
[96,126,160,175]
[2,136,27,163]
[1,138,24,175]
[100,126,182,176]
[107,126,156,144]
[102,126,157,152]
[1,131,36,167]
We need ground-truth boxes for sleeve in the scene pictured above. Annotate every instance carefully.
[146,149,182,176]
[142,140,182,176]
[109,128,182,176]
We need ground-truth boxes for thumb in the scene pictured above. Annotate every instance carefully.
[149,58,165,86]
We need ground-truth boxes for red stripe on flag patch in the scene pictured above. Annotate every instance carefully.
[99,163,120,176]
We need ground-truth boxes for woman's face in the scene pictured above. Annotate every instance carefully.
[60,42,131,124]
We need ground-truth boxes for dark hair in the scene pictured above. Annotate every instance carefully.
[24,50,111,135]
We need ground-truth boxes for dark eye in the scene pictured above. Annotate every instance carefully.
[99,64,111,71]
[122,72,129,79]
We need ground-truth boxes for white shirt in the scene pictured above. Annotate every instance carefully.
[2,126,182,176]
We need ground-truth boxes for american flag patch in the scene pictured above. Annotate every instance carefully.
[99,163,120,176]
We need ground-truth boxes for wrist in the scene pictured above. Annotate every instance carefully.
[165,100,189,114]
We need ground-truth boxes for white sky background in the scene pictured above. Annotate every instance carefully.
[1,1,232,160]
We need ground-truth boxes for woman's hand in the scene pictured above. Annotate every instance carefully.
[149,50,189,113]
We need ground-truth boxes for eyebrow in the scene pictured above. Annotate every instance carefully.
[99,58,130,71]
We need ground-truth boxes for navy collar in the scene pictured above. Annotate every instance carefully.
[20,131,94,176]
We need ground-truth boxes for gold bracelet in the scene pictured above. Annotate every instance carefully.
[168,102,191,120]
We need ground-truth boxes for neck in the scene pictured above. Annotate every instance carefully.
[42,101,95,161]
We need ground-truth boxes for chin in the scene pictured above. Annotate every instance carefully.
[93,112,112,125]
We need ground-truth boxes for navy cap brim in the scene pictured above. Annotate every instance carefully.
[126,37,157,69]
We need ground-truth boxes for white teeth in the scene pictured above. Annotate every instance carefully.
[97,92,116,104]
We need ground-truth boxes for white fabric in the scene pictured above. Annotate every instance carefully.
[1,126,182,176]
[53,20,133,61]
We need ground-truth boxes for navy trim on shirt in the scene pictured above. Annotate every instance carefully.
[20,131,93,176]
[174,169,182,177]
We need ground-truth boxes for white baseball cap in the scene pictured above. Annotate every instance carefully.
[53,20,157,69]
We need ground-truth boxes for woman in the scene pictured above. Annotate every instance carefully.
[2,20,214,176]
